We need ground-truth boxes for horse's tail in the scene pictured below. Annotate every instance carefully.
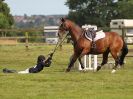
[119,41,128,65]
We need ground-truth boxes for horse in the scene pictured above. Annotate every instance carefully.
[58,18,128,73]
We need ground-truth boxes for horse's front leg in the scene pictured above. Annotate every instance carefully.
[66,53,79,72]
[78,57,84,70]
[97,49,109,71]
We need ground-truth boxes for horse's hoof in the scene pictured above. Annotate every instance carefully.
[117,65,121,69]
[82,69,87,72]
[111,69,116,73]
[65,68,70,72]
[96,66,101,71]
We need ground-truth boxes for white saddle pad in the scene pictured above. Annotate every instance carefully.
[85,30,105,41]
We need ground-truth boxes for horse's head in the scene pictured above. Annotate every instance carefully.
[58,18,83,42]
[58,18,70,38]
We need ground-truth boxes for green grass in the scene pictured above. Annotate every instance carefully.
[0,44,133,99]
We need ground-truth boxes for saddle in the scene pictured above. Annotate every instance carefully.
[85,28,97,49]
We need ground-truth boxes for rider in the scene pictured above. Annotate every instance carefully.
[3,53,53,74]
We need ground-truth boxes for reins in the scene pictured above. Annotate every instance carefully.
[47,32,69,58]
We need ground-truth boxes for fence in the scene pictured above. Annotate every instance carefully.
[0,28,46,49]
[0,27,133,46]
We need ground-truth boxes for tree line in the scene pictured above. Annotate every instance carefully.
[0,0,133,34]
[0,0,13,29]
[66,0,133,27]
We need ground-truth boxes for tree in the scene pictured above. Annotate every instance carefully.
[66,0,133,27]
[0,0,14,29]
[0,13,9,28]
[117,0,133,19]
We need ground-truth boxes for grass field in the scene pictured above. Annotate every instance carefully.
[0,44,133,99]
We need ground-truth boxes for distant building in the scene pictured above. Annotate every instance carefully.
[110,19,133,43]
[44,26,59,44]
[14,16,25,23]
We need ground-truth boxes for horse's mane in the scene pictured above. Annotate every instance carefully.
[66,19,84,35]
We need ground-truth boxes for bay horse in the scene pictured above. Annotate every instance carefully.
[58,18,128,73]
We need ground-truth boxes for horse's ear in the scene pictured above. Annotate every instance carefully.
[60,18,65,22]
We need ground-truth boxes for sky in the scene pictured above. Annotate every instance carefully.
[5,0,69,15]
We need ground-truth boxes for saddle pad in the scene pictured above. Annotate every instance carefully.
[85,30,105,41]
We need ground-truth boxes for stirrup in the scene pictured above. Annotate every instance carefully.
[92,42,96,49]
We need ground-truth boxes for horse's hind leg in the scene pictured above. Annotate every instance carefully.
[97,49,110,71]
[119,42,128,66]
[110,51,120,73]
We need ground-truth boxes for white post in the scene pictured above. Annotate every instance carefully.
[84,55,87,69]
[78,55,98,71]
[88,55,93,70]
[93,55,97,70]
[78,62,82,70]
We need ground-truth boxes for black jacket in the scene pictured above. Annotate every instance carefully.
[29,55,51,73]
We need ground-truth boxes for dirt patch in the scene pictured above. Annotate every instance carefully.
[0,39,17,45]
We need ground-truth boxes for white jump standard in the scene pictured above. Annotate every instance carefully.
[79,55,98,71]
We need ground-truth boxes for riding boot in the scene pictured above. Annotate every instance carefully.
[3,68,17,73]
